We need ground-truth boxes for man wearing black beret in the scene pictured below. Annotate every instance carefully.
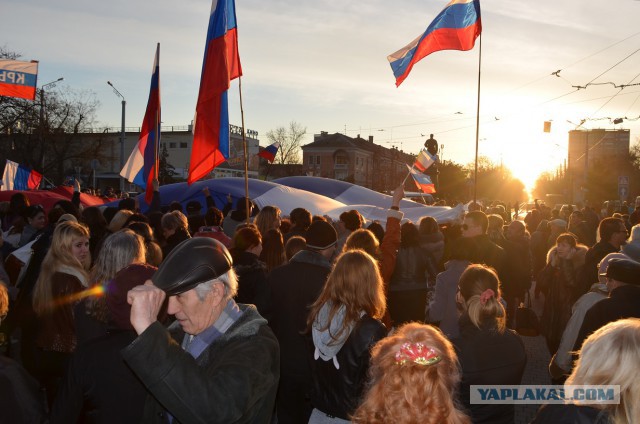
[123,237,279,423]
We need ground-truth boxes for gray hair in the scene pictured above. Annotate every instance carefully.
[193,267,238,302]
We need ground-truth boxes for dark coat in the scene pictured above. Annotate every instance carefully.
[309,316,387,420]
[232,251,270,319]
[50,330,147,424]
[0,356,47,423]
[122,304,280,424]
[452,315,527,424]
[573,284,640,353]
[502,235,532,298]
[267,249,332,424]
[267,250,332,377]
[161,228,191,258]
[532,404,611,423]
[466,234,506,279]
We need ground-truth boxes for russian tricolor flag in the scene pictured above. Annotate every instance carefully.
[121,44,161,203]
[0,59,39,101]
[414,147,436,172]
[1,160,42,191]
[388,0,481,87]
[406,164,436,194]
[188,0,242,184]
[258,142,280,163]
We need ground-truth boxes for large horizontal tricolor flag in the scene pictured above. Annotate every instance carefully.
[188,0,242,184]
[121,43,161,203]
[406,164,436,194]
[414,147,436,172]
[1,160,42,191]
[0,59,39,101]
[388,0,482,87]
[258,142,280,163]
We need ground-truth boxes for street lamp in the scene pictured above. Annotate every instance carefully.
[39,77,64,173]
[107,81,126,192]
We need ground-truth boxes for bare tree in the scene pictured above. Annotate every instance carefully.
[265,121,306,164]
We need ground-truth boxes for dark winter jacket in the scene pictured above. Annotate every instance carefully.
[308,315,387,420]
[122,304,280,424]
[578,241,618,296]
[452,314,527,424]
[267,249,332,378]
[532,404,611,424]
[50,330,147,424]
[573,284,640,353]
[465,234,506,279]
[232,250,270,319]
[161,227,191,258]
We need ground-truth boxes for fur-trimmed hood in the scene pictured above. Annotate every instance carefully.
[546,244,588,268]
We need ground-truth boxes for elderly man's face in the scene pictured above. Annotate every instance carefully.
[167,284,223,335]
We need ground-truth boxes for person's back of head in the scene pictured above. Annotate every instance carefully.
[400,222,420,248]
[568,318,640,424]
[169,201,183,213]
[118,197,136,212]
[345,228,379,257]
[599,217,624,243]
[352,322,470,424]
[108,209,134,233]
[340,209,364,232]
[367,222,385,245]
[285,236,306,261]
[204,207,224,227]
[458,264,506,332]
[186,200,202,216]
[289,207,312,230]
[418,216,439,235]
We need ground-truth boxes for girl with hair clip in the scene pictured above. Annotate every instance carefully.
[352,322,470,424]
[32,221,91,406]
[452,264,526,424]
[533,318,640,424]
[307,250,388,423]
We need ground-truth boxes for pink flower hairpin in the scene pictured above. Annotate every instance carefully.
[395,342,442,366]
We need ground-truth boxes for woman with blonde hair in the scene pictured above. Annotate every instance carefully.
[307,249,388,423]
[452,264,526,424]
[107,209,133,234]
[533,318,640,424]
[75,229,146,344]
[32,221,91,405]
[253,205,281,238]
[352,322,470,424]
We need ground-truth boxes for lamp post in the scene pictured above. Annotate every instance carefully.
[39,77,64,174]
[107,81,126,192]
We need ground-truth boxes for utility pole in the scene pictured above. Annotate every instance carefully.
[107,81,126,192]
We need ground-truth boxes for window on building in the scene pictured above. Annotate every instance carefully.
[169,142,176,149]
[309,156,315,165]
[335,156,348,165]
[180,142,188,148]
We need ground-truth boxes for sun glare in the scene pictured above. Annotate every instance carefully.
[482,120,566,197]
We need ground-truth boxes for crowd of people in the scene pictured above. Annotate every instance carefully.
[0,182,639,423]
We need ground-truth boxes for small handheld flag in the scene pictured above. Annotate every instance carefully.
[388,0,482,87]
[258,142,280,163]
[414,147,436,172]
[406,164,436,194]
[1,160,42,191]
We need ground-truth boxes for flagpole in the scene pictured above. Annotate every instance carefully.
[473,34,482,204]
[155,43,160,181]
[239,76,250,224]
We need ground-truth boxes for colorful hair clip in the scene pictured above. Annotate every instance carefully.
[395,342,442,366]
[480,288,495,305]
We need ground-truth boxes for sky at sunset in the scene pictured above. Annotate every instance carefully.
[4,0,640,190]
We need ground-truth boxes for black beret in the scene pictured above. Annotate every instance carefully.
[599,258,640,286]
[305,220,338,250]
[152,237,232,295]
